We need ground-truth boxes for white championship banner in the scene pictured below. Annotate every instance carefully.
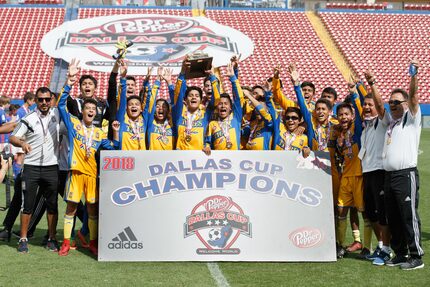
[41,14,254,74]
[99,150,336,262]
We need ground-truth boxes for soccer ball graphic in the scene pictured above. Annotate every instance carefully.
[208,228,222,241]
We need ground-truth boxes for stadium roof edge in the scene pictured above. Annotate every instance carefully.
[75,5,305,12]
[318,8,430,15]
[0,4,65,8]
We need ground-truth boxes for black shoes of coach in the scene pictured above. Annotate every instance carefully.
[386,255,408,267]
[0,228,11,242]
[400,257,425,270]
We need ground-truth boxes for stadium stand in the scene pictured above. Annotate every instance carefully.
[75,8,347,101]
[405,3,430,11]
[24,0,63,4]
[0,7,65,98]
[325,2,385,10]
[320,12,430,102]
[0,5,428,104]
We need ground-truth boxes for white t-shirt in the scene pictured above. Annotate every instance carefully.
[382,107,421,172]
[360,116,387,173]
[11,108,60,166]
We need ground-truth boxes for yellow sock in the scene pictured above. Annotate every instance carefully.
[337,217,347,246]
[88,216,98,241]
[352,229,361,243]
[63,215,74,240]
[363,219,372,250]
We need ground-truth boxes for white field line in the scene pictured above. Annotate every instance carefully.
[207,263,230,287]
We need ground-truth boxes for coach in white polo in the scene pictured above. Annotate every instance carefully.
[9,87,60,254]
[370,60,424,270]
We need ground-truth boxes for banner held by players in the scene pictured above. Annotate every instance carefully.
[99,150,336,262]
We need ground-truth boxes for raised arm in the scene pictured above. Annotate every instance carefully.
[115,62,128,124]
[272,65,295,110]
[364,69,385,119]
[226,62,245,108]
[161,68,175,105]
[408,59,419,116]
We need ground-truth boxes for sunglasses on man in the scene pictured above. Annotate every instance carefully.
[285,116,299,121]
[388,100,406,106]
[37,97,52,103]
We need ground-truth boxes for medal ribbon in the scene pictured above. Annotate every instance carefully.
[82,122,94,158]
[283,131,297,150]
[218,114,232,145]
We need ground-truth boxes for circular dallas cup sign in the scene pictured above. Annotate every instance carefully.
[41,15,254,75]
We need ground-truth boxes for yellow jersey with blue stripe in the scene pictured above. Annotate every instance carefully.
[144,79,175,150]
[58,85,116,177]
[328,93,363,177]
[116,78,151,150]
[173,73,215,150]
[275,123,308,151]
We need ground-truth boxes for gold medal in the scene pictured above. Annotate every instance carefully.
[387,137,392,145]
[226,142,233,149]
[186,135,192,142]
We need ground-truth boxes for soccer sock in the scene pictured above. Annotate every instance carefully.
[363,219,372,250]
[378,241,383,249]
[337,217,347,246]
[334,216,339,241]
[13,163,21,180]
[352,229,361,243]
[88,216,98,241]
[81,207,89,236]
[63,215,74,240]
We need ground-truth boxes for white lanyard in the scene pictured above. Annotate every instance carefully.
[218,115,232,146]
[82,122,94,158]
[283,131,297,150]
[317,123,330,151]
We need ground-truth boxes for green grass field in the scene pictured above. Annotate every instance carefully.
[1,130,429,287]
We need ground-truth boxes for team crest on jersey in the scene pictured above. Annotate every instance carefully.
[41,14,254,74]
[184,195,252,255]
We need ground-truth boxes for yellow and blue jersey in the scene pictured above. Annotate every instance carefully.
[146,80,175,150]
[58,85,116,177]
[328,92,363,177]
[205,75,243,150]
[272,77,296,111]
[296,85,337,152]
[243,91,274,150]
[116,78,155,150]
[275,122,308,151]
[173,73,215,150]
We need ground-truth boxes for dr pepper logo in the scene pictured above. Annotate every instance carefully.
[184,195,252,255]
[41,14,254,74]
[289,227,323,248]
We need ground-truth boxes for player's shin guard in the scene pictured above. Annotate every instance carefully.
[88,216,98,241]
[363,219,373,250]
[337,217,347,246]
[63,215,74,240]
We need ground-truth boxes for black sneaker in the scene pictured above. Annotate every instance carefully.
[337,244,347,259]
[41,234,49,246]
[400,257,424,270]
[46,239,59,252]
[17,238,29,254]
[386,255,408,267]
[357,247,371,260]
[0,228,11,242]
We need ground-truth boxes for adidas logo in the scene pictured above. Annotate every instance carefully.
[108,226,143,250]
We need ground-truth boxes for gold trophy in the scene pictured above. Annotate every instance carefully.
[185,51,213,79]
